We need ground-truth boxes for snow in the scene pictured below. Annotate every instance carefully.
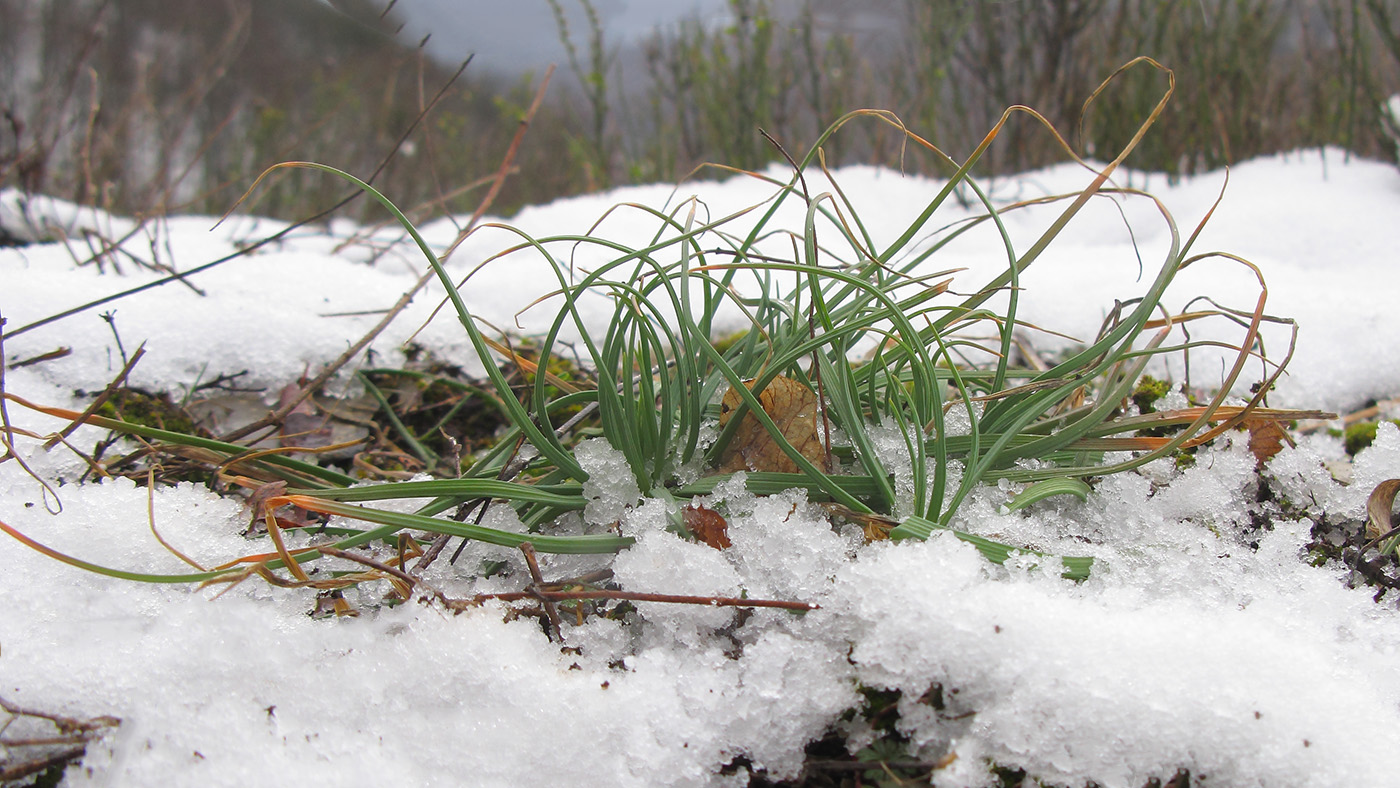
[3,148,1400,786]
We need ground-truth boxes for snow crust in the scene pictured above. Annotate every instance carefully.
[4,150,1400,786]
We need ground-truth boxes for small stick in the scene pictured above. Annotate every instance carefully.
[43,342,145,450]
[6,347,72,369]
[446,589,819,612]
[0,696,120,732]
[519,542,564,642]
[316,545,422,599]
[1,735,100,746]
[0,745,90,782]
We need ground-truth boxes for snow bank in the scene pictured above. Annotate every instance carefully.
[3,150,1400,786]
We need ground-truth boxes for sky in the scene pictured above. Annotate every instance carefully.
[383,0,736,72]
[368,0,904,77]
[3,148,1400,786]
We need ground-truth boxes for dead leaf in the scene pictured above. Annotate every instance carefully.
[312,590,359,618]
[821,502,895,542]
[683,503,731,550]
[1243,417,1293,467]
[718,376,828,474]
[277,382,333,449]
[1365,479,1400,540]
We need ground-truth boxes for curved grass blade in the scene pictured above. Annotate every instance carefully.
[886,515,1093,581]
[4,393,355,487]
[279,496,632,554]
[1000,479,1093,512]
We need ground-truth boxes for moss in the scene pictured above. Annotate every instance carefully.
[85,388,218,484]
[94,388,199,435]
[712,329,752,356]
[1174,450,1198,471]
[1131,375,1172,414]
[1345,422,1379,455]
[1343,419,1400,455]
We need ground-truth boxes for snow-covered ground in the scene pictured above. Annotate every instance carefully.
[2,148,1399,787]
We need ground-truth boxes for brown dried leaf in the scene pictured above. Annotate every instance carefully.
[277,382,333,449]
[312,591,359,618]
[683,503,731,550]
[717,376,828,474]
[1365,479,1400,540]
[1243,417,1293,467]
[822,503,896,542]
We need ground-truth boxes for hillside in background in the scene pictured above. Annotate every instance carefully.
[0,0,563,220]
[2,0,1398,222]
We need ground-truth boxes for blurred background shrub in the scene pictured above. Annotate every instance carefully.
[1,0,1396,221]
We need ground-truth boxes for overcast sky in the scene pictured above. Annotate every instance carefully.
[384,0,735,74]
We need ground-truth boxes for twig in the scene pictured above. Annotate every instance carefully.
[0,745,89,782]
[445,589,819,612]
[42,342,145,451]
[6,346,72,369]
[0,694,119,782]
[0,735,97,747]
[316,545,422,599]
[519,542,565,641]
[99,310,128,366]
[0,314,63,512]
[0,695,120,733]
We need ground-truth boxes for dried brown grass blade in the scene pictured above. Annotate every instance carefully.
[480,335,581,394]
[146,466,207,571]
[1366,479,1400,541]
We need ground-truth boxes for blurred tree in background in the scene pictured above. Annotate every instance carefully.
[1,0,1397,221]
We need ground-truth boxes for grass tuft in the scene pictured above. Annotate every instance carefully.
[1,63,1332,600]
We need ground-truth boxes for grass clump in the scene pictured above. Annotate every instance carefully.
[1,61,1326,602]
